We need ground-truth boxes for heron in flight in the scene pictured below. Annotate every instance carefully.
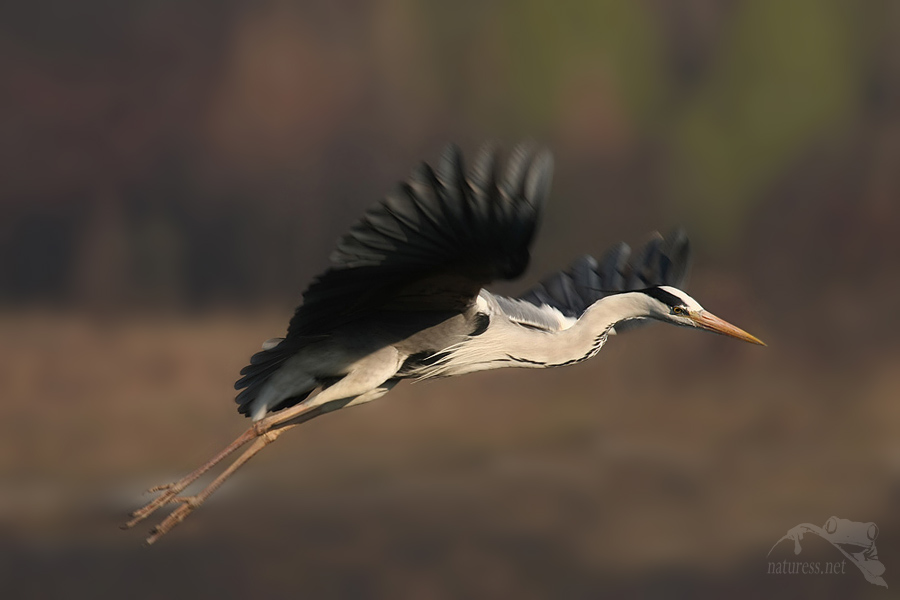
[124,143,764,544]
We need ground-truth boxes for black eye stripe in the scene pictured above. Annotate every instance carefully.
[642,286,683,307]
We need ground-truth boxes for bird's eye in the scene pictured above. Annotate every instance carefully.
[672,306,686,316]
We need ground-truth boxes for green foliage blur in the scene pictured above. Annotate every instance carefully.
[3,0,896,313]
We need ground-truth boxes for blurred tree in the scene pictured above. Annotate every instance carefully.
[670,0,860,248]
[417,0,662,136]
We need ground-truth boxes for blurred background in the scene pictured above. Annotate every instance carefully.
[2,0,899,597]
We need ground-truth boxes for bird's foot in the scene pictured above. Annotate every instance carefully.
[121,427,259,537]
[144,495,207,545]
[145,501,199,545]
[122,480,192,530]
[146,482,175,493]
[172,495,201,506]
[123,406,318,544]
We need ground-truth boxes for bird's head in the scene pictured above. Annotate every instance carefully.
[640,286,765,346]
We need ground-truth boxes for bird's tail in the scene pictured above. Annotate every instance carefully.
[234,338,313,419]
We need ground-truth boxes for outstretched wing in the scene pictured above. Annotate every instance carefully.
[235,143,553,415]
[514,230,691,329]
[290,142,553,336]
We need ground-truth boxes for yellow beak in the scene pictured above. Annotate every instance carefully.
[690,311,766,346]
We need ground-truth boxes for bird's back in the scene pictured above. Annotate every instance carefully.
[235,143,553,420]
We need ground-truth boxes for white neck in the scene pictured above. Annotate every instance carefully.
[419,292,662,377]
[533,291,661,365]
[576,291,663,337]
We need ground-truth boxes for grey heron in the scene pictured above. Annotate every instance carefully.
[124,143,764,544]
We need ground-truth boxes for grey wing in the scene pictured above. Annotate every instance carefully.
[289,142,553,336]
[518,230,691,331]
[484,291,574,332]
[235,143,554,416]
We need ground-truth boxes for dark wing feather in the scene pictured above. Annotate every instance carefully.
[518,229,691,321]
[235,143,553,415]
[288,142,553,336]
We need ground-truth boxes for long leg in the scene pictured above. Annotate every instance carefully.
[144,399,352,544]
[123,400,330,534]
[147,380,398,540]
[145,425,294,544]
[123,427,257,529]
[125,358,401,543]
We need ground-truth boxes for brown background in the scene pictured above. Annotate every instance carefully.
[2,1,899,598]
